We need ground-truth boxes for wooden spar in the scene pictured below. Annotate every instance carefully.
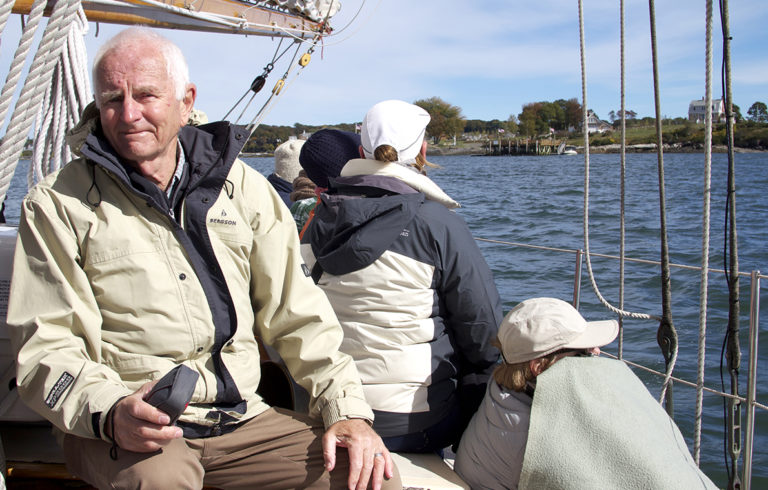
[11,0,324,38]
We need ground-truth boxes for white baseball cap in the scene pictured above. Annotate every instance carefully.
[360,100,430,164]
[497,297,619,364]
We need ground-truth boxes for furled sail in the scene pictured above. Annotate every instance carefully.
[10,0,340,37]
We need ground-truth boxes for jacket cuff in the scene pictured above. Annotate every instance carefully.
[90,387,133,444]
[321,395,374,429]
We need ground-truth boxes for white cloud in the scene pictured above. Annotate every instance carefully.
[0,0,763,128]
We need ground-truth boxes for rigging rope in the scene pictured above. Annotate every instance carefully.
[578,0,680,416]
[647,0,678,415]
[222,0,336,135]
[694,0,715,466]
[576,0,659,324]
[617,0,626,360]
[718,0,741,486]
[245,40,306,133]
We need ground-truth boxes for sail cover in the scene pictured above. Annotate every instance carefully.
[263,0,341,22]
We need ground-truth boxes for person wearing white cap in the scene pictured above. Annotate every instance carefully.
[300,100,503,454]
[455,297,718,490]
[268,138,305,207]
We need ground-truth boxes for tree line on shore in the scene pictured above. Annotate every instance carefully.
[242,97,768,153]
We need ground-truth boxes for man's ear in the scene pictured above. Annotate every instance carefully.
[358,145,365,158]
[180,83,197,124]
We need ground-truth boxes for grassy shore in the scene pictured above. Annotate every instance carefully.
[425,121,767,156]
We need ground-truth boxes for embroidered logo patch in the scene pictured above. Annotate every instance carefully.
[209,209,237,226]
[301,264,311,277]
[45,372,74,408]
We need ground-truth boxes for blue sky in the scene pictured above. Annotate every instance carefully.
[1,0,766,128]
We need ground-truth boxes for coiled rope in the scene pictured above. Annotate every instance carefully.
[0,0,47,137]
[0,0,84,202]
[29,8,91,187]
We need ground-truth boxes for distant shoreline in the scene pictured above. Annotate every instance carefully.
[241,143,765,159]
[424,142,766,156]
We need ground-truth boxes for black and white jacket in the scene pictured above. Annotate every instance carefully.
[301,158,502,440]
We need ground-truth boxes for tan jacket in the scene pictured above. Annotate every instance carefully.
[8,119,372,442]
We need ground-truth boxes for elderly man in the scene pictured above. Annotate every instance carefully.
[8,27,398,490]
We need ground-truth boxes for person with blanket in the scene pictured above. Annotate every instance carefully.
[300,100,502,453]
[455,297,718,490]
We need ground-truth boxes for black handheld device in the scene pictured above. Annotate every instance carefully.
[144,365,199,424]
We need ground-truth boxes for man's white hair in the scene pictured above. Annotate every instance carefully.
[92,27,190,107]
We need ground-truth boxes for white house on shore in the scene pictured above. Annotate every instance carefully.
[688,97,725,123]
[587,110,612,133]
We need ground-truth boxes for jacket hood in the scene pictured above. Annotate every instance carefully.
[306,184,424,276]
[66,101,101,157]
[340,158,460,209]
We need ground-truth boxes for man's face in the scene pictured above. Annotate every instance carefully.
[95,42,193,171]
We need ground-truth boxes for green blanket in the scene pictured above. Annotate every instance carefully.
[519,357,718,490]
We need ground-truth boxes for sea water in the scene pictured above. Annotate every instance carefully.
[3,152,766,487]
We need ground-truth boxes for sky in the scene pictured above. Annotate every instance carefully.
[1,0,766,128]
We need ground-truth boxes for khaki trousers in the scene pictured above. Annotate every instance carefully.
[64,407,401,490]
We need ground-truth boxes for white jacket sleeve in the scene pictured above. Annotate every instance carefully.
[8,192,131,441]
[246,180,373,428]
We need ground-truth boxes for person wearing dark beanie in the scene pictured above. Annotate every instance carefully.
[290,129,361,235]
[300,100,502,455]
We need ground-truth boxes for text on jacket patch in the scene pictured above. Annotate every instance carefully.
[209,208,237,226]
[400,229,410,237]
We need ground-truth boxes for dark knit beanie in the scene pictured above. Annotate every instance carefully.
[299,129,361,188]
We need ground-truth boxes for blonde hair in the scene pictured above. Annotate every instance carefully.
[373,144,439,175]
[492,338,560,392]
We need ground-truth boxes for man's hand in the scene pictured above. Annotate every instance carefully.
[106,379,183,453]
[322,418,394,490]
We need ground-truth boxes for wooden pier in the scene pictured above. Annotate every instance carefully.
[484,138,565,156]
